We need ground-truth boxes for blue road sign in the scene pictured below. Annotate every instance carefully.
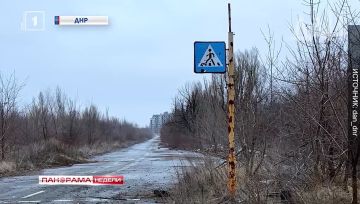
[194,41,226,73]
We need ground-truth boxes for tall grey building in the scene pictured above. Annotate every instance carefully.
[150,112,171,134]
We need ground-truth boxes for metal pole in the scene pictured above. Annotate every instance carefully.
[227,3,237,199]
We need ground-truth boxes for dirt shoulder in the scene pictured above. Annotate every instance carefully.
[0,138,149,178]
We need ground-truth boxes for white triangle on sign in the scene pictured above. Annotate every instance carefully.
[198,45,223,67]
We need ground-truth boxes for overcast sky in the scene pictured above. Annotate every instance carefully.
[0,0,358,127]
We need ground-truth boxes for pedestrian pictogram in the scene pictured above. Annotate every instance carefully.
[194,41,226,73]
[198,45,223,67]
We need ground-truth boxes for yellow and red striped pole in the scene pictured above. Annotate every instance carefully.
[227,3,237,198]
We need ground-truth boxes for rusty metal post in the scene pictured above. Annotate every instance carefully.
[227,3,236,199]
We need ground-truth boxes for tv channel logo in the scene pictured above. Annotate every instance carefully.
[21,11,45,31]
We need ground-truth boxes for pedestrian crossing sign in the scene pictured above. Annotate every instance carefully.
[194,41,226,73]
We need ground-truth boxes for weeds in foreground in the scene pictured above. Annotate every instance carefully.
[166,157,356,204]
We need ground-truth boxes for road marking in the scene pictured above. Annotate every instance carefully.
[90,165,113,174]
[119,157,145,171]
[21,190,45,199]
[18,201,41,203]
[53,199,73,202]
[107,158,145,175]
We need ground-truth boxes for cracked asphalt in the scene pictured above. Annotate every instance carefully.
[0,136,204,203]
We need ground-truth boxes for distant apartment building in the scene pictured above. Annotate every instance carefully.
[150,112,171,134]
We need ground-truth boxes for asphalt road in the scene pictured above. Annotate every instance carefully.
[0,136,204,203]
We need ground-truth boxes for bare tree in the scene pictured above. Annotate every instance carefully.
[234,49,268,176]
[82,104,99,145]
[0,72,22,160]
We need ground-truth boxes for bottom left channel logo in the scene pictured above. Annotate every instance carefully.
[39,175,124,185]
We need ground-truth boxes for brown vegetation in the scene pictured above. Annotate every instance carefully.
[166,158,357,204]
[0,78,152,177]
[161,0,360,203]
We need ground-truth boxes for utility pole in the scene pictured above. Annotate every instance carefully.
[227,3,237,199]
[193,3,237,198]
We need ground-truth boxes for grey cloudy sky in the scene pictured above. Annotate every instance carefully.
[0,0,358,127]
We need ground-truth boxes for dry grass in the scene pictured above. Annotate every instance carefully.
[0,138,88,176]
[166,158,229,204]
[0,138,141,177]
[166,157,274,203]
[294,183,355,204]
[25,139,86,166]
[166,156,358,204]
[79,140,136,157]
[0,161,16,175]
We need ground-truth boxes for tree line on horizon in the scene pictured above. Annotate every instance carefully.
[0,79,151,174]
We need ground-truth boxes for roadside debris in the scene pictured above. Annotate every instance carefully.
[153,189,170,197]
